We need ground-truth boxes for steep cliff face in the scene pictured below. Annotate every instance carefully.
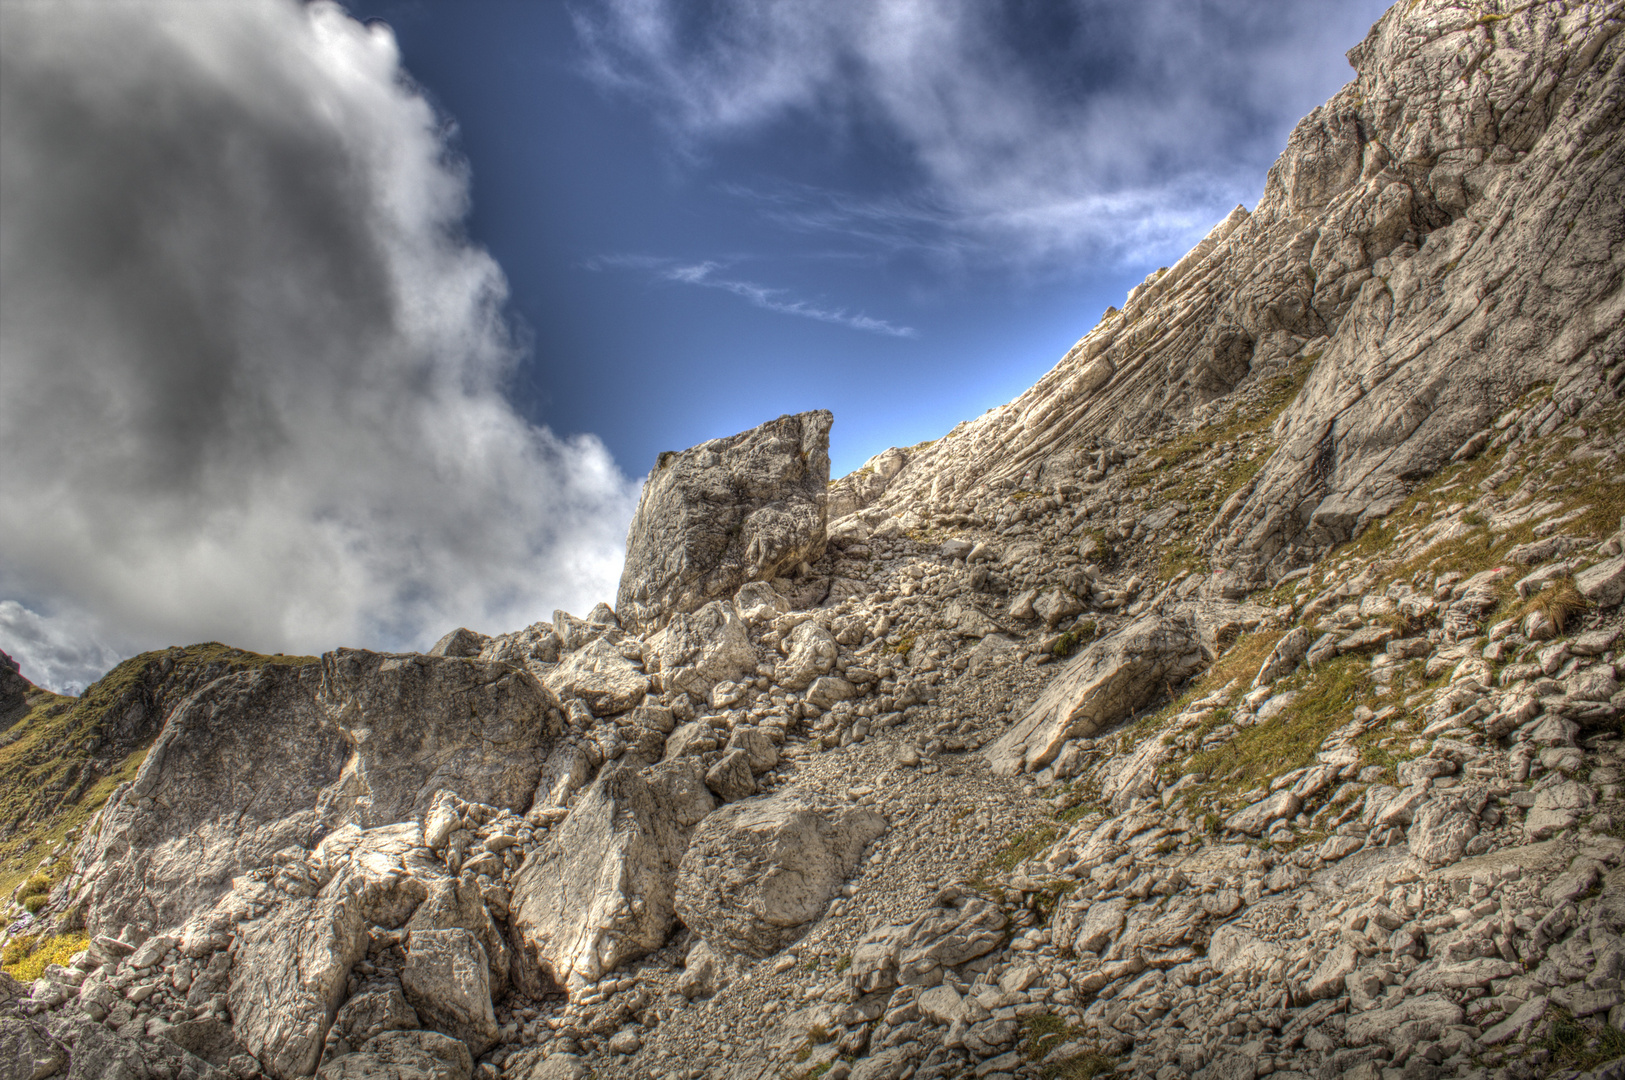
[831,0,1624,585]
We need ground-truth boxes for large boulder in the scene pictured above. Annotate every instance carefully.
[400,927,499,1057]
[542,637,649,717]
[405,877,511,999]
[674,789,886,959]
[507,759,714,991]
[984,615,1206,776]
[228,875,371,1080]
[617,410,833,634]
[69,650,562,937]
[646,601,757,701]
[317,1030,473,1080]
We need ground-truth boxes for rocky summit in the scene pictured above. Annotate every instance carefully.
[3,2,1625,1078]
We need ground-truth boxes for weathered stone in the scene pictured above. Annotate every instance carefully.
[675,789,885,958]
[404,877,510,998]
[400,927,498,1057]
[778,621,838,692]
[316,1030,473,1080]
[331,984,420,1048]
[647,601,756,701]
[509,761,711,991]
[542,637,648,716]
[427,627,487,659]
[985,615,1205,775]
[228,876,370,1080]
[704,747,756,803]
[805,675,857,709]
[1252,626,1311,686]
[1407,795,1479,866]
[618,410,833,634]
[1225,791,1301,837]
[1576,555,1625,607]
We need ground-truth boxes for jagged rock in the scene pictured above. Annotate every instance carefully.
[541,637,648,716]
[618,410,833,634]
[1252,626,1311,686]
[400,928,498,1057]
[985,615,1205,775]
[331,984,419,1048]
[427,627,487,658]
[404,877,511,998]
[805,675,856,709]
[704,747,756,803]
[777,620,838,691]
[674,789,886,958]
[508,761,712,990]
[845,888,1007,995]
[1225,791,1301,836]
[1407,795,1480,866]
[646,600,756,700]
[1577,555,1625,607]
[228,876,370,1080]
[70,649,561,937]
[675,939,735,1000]
[0,1015,66,1080]
[316,1030,473,1080]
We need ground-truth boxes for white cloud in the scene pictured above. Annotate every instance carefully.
[0,0,640,692]
[592,254,917,337]
[574,0,1391,268]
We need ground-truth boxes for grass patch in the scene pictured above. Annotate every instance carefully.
[1043,1050,1118,1080]
[1185,653,1372,808]
[1535,1006,1625,1071]
[1,930,89,982]
[891,635,917,656]
[1521,576,1590,635]
[1052,622,1098,659]
[0,644,316,901]
[969,825,1060,890]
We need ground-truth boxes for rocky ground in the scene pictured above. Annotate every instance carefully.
[3,0,1625,1078]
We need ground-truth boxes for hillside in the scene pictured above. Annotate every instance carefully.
[2,1,1623,1079]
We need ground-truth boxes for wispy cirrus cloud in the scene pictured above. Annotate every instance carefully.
[573,0,1392,269]
[589,254,917,337]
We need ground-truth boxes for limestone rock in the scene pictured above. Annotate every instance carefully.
[674,789,886,958]
[316,1030,473,1080]
[404,877,511,999]
[777,620,838,691]
[331,984,420,1048]
[1577,555,1625,607]
[704,748,756,803]
[69,648,561,937]
[542,637,648,717]
[618,410,833,634]
[400,927,499,1057]
[427,627,487,659]
[228,876,370,1080]
[647,601,756,701]
[508,761,711,991]
[1407,795,1479,866]
[984,615,1205,775]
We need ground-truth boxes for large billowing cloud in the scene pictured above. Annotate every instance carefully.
[576,0,1391,267]
[0,0,639,693]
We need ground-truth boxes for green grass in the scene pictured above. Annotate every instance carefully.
[969,825,1060,890]
[1,930,89,982]
[1183,653,1372,810]
[1534,1007,1625,1071]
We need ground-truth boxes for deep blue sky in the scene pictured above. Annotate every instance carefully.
[349,0,1390,476]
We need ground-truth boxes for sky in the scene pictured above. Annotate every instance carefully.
[0,0,1392,693]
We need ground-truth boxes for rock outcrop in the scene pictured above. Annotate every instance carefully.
[4,4,1624,1080]
[617,410,833,634]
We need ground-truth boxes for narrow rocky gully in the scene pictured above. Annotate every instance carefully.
[3,1,1624,1079]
